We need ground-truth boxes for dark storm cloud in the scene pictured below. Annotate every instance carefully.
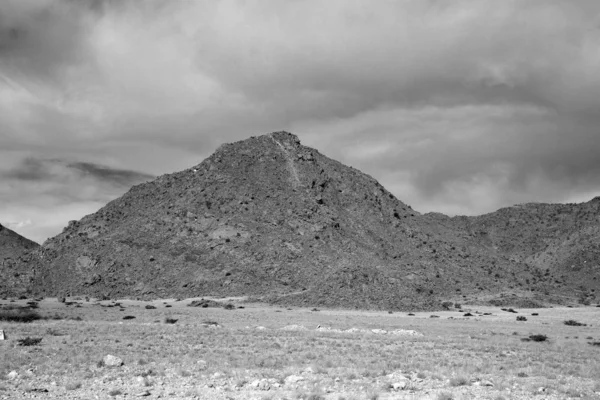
[1,0,600,239]
[4,157,153,187]
[67,162,154,187]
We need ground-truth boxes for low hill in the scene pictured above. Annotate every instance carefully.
[0,224,39,297]
[433,199,600,304]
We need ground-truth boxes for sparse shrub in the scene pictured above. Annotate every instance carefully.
[437,391,454,400]
[588,342,600,347]
[531,313,538,316]
[463,313,473,317]
[449,376,469,387]
[145,305,156,310]
[123,316,136,320]
[408,313,415,316]
[311,308,320,312]
[108,389,122,397]
[45,328,65,336]
[564,319,586,326]
[223,303,235,310]
[441,301,453,310]
[528,334,548,342]
[65,381,82,390]
[17,337,42,346]
[164,317,178,324]
[517,372,528,377]
[0,310,42,323]
[516,316,527,321]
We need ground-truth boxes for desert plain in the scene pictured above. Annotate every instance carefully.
[1,297,599,400]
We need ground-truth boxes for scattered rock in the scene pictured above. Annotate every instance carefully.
[284,375,305,385]
[392,381,407,390]
[0,330,5,340]
[135,390,151,397]
[250,379,270,390]
[103,354,123,367]
[7,371,18,380]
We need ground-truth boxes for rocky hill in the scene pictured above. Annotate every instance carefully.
[431,199,600,305]
[0,224,39,297]
[13,132,600,309]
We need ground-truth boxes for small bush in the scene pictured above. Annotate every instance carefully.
[528,334,548,342]
[223,303,235,310]
[437,391,454,400]
[0,310,42,323]
[441,301,453,310]
[65,382,82,391]
[516,316,527,321]
[588,342,600,347]
[145,305,156,310]
[17,337,42,346]
[164,318,178,324]
[46,328,65,336]
[463,313,473,317]
[564,320,586,326]
[122,316,136,320]
[108,389,122,397]
[449,376,469,387]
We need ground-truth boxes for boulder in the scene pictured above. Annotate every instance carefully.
[103,354,123,367]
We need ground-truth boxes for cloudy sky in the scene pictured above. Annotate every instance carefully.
[1,0,600,243]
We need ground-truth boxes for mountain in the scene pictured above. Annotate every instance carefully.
[14,132,600,309]
[0,224,39,297]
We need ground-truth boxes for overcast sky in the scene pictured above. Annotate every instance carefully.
[1,0,600,243]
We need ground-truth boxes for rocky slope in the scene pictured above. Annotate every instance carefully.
[14,132,599,309]
[431,199,600,304]
[0,224,39,297]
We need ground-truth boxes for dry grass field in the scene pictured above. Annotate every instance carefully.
[1,297,600,400]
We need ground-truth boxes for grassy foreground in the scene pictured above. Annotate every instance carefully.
[1,298,600,399]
